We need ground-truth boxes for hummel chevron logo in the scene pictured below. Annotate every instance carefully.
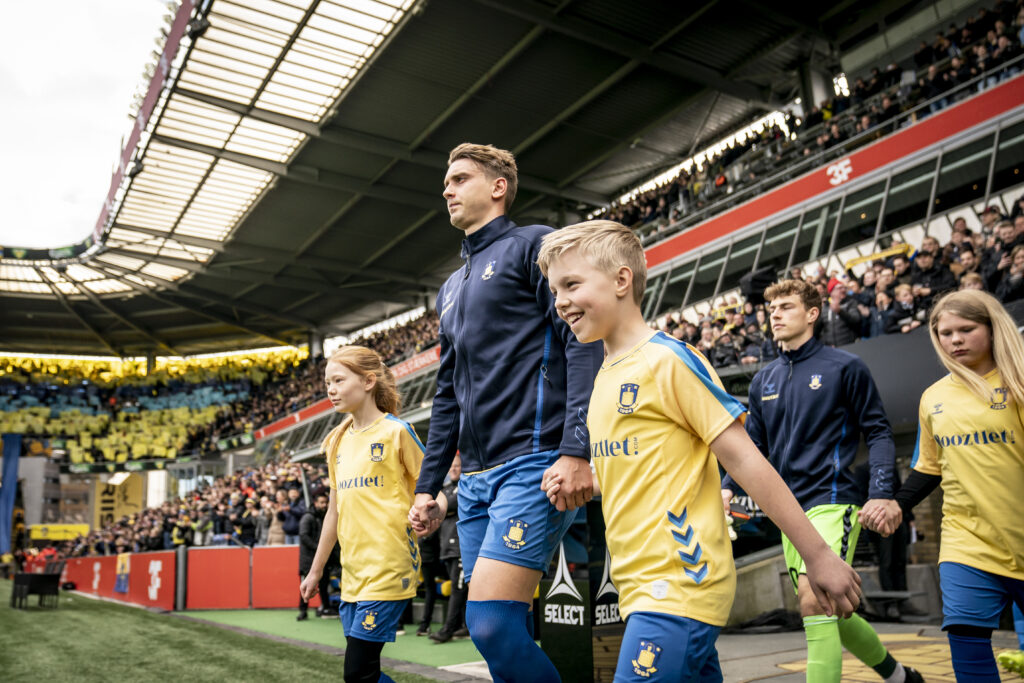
[677,543,702,566]
[667,509,688,528]
[671,526,694,546]
[684,563,709,584]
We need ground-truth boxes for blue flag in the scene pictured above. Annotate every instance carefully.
[0,434,22,554]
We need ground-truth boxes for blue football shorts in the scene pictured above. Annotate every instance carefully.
[939,561,1024,630]
[339,599,407,643]
[456,449,576,581]
[615,611,723,683]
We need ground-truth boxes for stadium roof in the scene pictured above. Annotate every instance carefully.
[0,0,913,357]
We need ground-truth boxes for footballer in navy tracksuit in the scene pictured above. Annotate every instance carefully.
[415,214,602,579]
[722,334,917,683]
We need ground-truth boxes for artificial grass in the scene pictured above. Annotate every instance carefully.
[0,580,436,683]
[191,609,482,668]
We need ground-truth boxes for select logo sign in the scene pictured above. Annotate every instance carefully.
[544,543,586,626]
[593,548,622,626]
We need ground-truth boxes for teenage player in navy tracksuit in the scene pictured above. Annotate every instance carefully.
[409,143,602,683]
[721,279,922,683]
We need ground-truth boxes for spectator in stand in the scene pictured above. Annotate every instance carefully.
[298,493,332,621]
[910,249,956,310]
[279,487,306,545]
[877,267,896,297]
[887,285,926,334]
[711,331,740,368]
[995,245,1024,303]
[267,490,287,545]
[820,280,862,347]
[867,290,895,338]
[984,220,1023,289]
[233,498,258,547]
[892,255,913,286]
[955,247,981,285]
[960,271,986,291]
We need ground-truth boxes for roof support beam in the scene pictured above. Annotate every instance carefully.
[172,76,609,207]
[104,247,206,273]
[93,263,295,346]
[110,222,226,252]
[470,0,776,106]
[35,268,122,357]
[71,279,181,356]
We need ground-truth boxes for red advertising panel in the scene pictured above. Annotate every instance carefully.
[67,555,117,596]
[128,551,177,611]
[186,547,250,609]
[251,545,320,609]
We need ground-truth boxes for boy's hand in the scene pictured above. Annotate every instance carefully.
[542,455,593,511]
[721,489,733,514]
[803,549,862,618]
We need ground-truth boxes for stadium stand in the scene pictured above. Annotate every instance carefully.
[593,5,1024,244]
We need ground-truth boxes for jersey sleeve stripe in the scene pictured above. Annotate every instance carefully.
[649,333,746,419]
[386,414,426,453]
[910,423,921,469]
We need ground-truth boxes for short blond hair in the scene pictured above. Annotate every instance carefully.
[536,220,647,305]
[448,143,518,211]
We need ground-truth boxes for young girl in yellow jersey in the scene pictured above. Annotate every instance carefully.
[300,346,427,683]
[862,290,1024,682]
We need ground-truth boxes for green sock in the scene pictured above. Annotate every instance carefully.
[804,615,842,683]
[837,613,893,673]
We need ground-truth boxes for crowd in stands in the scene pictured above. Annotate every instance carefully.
[0,310,442,465]
[657,203,1024,370]
[593,1,1024,240]
[58,458,331,556]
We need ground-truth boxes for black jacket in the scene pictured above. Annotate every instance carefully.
[298,509,323,574]
[819,299,862,347]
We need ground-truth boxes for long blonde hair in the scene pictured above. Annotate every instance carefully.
[928,290,1024,407]
[320,346,401,458]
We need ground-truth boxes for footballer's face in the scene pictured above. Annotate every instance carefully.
[935,312,994,375]
[767,294,818,346]
[324,360,373,414]
[443,158,504,233]
[547,248,618,344]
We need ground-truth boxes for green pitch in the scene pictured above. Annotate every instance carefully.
[0,580,438,682]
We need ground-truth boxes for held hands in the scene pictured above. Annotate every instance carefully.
[540,456,595,511]
[803,548,862,619]
[299,569,321,602]
[721,488,733,514]
[857,499,902,537]
[408,493,446,537]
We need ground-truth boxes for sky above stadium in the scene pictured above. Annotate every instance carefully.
[0,1,167,249]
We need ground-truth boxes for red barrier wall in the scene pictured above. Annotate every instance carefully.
[186,546,250,609]
[68,555,116,596]
[128,551,177,610]
[251,545,320,609]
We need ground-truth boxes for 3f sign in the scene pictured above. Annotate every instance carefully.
[148,560,163,601]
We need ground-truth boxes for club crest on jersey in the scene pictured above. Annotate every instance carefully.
[361,611,379,631]
[482,260,496,280]
[809,374,823,390]
[617,383,640,414]
[991,387,1008,410]
[502,519,528,550]
[369,442,384,461]
[631,641,662,677]
[932,403,943,414]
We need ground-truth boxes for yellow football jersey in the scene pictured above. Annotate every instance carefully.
[589,332,746,626]
[326,413,424,601]
[913,370,1024,579]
